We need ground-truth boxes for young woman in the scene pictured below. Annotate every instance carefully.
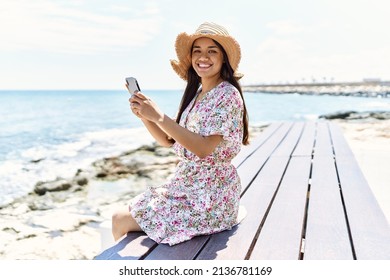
[112,22,249,246]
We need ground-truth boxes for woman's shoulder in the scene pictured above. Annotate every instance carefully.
[215,81,242,103]
[219,81,239,92]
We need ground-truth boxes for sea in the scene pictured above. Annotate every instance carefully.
[1,89,390,207]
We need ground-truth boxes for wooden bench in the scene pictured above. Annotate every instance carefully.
[94,121,390,260]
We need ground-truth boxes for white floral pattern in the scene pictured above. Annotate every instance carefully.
[129,81,244,245]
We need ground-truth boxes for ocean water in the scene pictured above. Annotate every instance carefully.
[1,89,389,206]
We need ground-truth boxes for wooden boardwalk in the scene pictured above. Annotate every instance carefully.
[95,121,390,260]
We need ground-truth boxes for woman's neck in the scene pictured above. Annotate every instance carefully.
[200,76,223,94]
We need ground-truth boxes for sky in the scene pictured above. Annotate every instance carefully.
[1,0,389,90]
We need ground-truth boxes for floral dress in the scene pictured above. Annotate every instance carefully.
[129,81,244,245]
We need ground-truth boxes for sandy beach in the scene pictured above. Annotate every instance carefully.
[0,121,388,260]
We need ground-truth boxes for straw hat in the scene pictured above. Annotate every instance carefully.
[170,22,243,80]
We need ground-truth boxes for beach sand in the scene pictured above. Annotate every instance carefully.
[0,122,388,260]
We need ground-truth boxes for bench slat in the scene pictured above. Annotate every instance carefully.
[144,236,209,260]
[233,122,281,167]
[237,122,293,195]
[336,157,390,259]
[328,122,355,157]
[94,232,156,260]
[304,156,354,259]
[272,122,304,157]
[249,156,312,259]
[292,122,316,157]
[313,122,333,157]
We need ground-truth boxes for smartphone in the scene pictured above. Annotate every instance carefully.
[125,77,141,94]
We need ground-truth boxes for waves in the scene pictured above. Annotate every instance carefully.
[0,127,154,207]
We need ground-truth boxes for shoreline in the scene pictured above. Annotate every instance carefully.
[0,120,389,259]
[243,81,390,98]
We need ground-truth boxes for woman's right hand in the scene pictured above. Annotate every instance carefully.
[129,92,165,123]
[129,92,144,118]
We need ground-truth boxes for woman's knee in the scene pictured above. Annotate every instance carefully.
[112,210,129,229]
[111,208,142,234]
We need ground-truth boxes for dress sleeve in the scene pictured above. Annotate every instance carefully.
[201,86,243,141]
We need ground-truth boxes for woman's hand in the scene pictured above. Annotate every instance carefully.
[129,92,164,123]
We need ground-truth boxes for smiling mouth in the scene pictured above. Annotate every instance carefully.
[197,63,212,69]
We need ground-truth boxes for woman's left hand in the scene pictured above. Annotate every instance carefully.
[130,92,164,123]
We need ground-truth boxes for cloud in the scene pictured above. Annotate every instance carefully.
[0,0,163,54]
[245,41,390,84]
[265,20,307,35]
[244,14,390,84]
[257,37,304,56]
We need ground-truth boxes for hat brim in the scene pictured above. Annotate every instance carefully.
[171,32,242,81]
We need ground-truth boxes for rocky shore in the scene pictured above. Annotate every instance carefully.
[319,110,390,121]
[0,126,266,260]
[0,143,180,259]
[243,81,390,98]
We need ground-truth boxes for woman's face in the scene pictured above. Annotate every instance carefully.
[191,37,224,81]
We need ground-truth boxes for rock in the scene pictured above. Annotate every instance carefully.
[73,176,88,186]
[319,111,390,120]
[370,111,390,120]
[92,144,178,181]
[319,111,357,119]
[154,146,176,157]
[34,178,72,195]
[28,196,56,211]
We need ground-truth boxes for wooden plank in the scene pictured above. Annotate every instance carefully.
[335,156,390,259]
[271,122,303,157]
[237,122,293,195]
[328,122,355,158]
[249,157,312,259]
[94,232,156,260]
[144,235,210,260]
[313,122,333,156]
[233,122,281,167]
[244,122,293,159]
[292,122,316,157]
[236,155,268,196]
[304,156,354,259]
[196,156,290,259]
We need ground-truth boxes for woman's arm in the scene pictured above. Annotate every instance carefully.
[130,92,222,158]
[140,119,173,147]
[157,114,222,158]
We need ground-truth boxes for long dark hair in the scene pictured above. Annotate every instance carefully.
[175,39,249,145]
